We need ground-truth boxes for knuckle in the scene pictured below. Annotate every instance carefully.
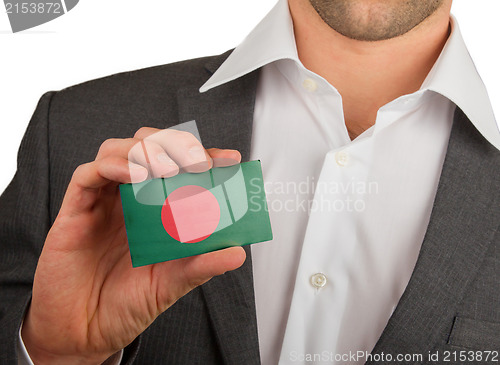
[129,138,144,153]
[72,162,89,180]
[172,130,201,147]
[141,139,160,152]
[134,127,155,139]
[186,276,205,290]
[97,138,118,156]
[168,129,191,139]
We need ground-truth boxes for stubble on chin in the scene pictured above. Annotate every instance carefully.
[308,0,444,41]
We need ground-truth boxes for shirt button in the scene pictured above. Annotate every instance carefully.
[311,273,327,289]
[335,150,349,166]
[302,78,317,92]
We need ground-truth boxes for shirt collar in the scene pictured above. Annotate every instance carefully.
[200,0,499,150]
[199,0,297,92]
[421,15,499,149]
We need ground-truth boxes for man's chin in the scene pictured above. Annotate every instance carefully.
[309,0,445,41]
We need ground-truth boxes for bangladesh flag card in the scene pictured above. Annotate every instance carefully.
[120,160,273,267]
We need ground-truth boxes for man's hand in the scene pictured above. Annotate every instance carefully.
[21,127,246,364]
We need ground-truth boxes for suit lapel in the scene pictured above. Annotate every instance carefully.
[176,55,261,364]
[176,50,257,162]
[368,108,500,363]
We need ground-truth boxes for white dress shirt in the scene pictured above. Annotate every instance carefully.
[18,0,499,364]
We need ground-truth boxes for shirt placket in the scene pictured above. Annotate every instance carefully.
[278,73,375,363]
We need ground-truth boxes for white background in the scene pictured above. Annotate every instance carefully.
[1,0,499,194]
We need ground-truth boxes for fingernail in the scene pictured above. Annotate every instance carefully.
[129,163,148,182]
[212,157,239,167]
[156,153,178,178]
[188,146,207,162]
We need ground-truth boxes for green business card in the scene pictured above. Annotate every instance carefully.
[120,160,273,267]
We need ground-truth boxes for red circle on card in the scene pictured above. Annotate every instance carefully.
[161,185,220,243]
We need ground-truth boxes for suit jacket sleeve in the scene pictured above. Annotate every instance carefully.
[0,92,140,365]
[0,92,54,364]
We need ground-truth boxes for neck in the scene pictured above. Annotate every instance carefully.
[288,0,452,140]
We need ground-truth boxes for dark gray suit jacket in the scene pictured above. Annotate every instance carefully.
[1,51,499,364]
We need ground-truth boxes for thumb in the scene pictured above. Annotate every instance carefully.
[154,246,247,311]
[182,246,247,287]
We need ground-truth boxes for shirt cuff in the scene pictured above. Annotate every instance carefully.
[17,319,124,365]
